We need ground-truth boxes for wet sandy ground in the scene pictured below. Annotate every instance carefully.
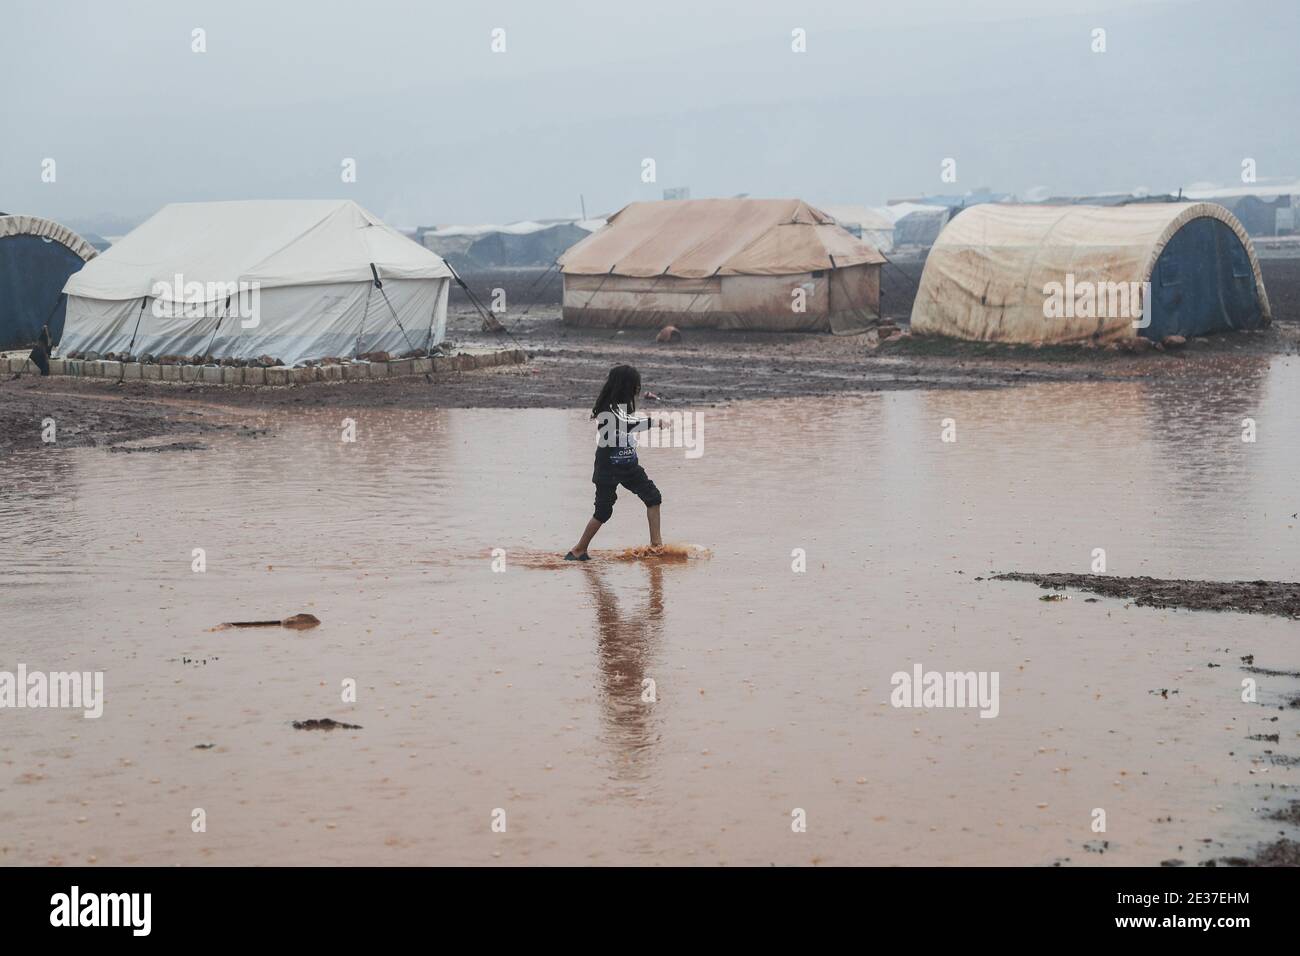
[3,257,1297,444]
[3,311,1297,459]
[1,360,1297,865]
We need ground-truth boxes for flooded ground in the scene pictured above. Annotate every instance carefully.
[1,356,1298,866]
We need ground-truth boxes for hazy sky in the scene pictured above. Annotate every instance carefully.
[4,0,1296,232]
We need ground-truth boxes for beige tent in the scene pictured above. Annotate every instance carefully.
[911,203,1270,344]
[558,199,886,332]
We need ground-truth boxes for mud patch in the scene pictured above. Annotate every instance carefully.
[1266,800,1300,826]
[0,377,259,454]
[1219,839,1300,867]
[995,572,1300,618]
[1242,665,1300,678]
[292,718,361,731]
[108,440,209,453]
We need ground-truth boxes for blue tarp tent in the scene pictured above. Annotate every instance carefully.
[911,202,1270,344]
[1147,214,1265,339]
[0,215,98,350]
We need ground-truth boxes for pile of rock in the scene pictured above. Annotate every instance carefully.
[61,342,453,368]
[63,350,289,367]
[1108,334,1188,353]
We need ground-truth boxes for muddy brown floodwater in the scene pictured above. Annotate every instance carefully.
[1,357,1298,865]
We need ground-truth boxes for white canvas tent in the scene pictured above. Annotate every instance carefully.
[819,204,895,253]
[59,200,452,366]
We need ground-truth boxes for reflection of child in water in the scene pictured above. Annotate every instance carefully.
[585,562,664,771]
[566,364,665,561]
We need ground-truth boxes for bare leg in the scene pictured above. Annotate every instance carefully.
[646,505,662,549]
[570,517,603,557]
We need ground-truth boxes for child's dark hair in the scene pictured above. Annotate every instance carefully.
[591,364,641,418]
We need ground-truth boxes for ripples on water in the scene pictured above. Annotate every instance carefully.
[0,358,1297,864]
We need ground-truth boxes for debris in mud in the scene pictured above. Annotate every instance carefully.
[213,613,321,631]
[109,441,209,453]
[194,743,215,750]
[1218,839,1300,867]
[292,718,361,731]
[1149,689,1179,698]
[995,572,1300,618]
[1038,593,1068,602]
[1266,801,1300,825]
[1242,665,1300,678]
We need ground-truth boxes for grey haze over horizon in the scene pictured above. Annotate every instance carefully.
[3,0,1296,235]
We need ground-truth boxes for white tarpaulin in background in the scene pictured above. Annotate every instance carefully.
[59,200,452,366]
[819,204,895,253]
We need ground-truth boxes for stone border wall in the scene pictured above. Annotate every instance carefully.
[4,348,526,385]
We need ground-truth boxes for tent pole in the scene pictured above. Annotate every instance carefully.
[118,297,148,384]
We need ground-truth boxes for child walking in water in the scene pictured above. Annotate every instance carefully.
[566,364,663,560]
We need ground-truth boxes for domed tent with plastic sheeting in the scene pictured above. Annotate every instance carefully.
[0,215,98,350]
[910,203,1271,344]
[558,199,887,333]
[59,200,453,367]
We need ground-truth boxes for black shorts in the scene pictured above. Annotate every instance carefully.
[593,466,662,522]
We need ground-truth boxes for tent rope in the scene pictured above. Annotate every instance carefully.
[200,294,234,362]
[670,268,714,325]
[880,253,924,317]
[369,263,432,383]
[511,258,562,318]
[447,261,530,353]
[117,297,148,383]
[882,254,922,291]
[573,266,672,338]
[491,258,564,344]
